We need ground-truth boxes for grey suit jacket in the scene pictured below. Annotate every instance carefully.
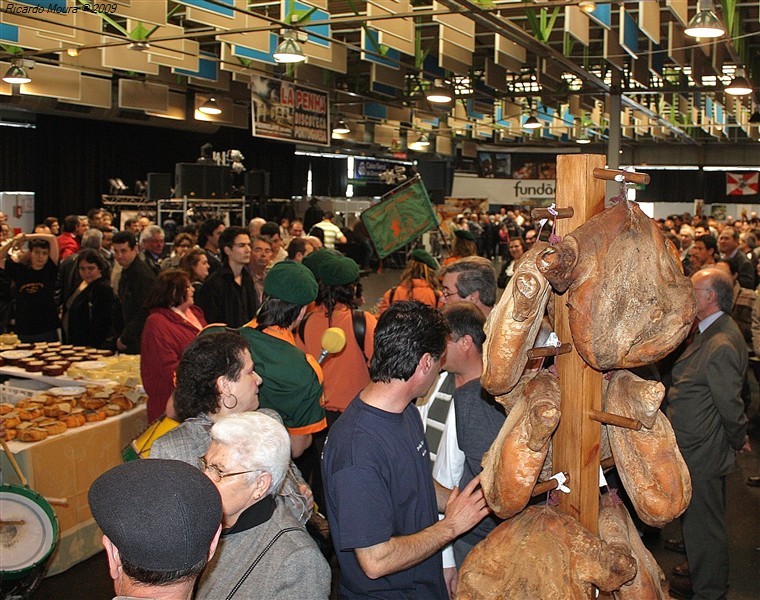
[667,312,748,480]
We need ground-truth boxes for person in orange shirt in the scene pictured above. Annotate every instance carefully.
[297,253,377,509]
[442,229,477,266]
[376,249,441,315]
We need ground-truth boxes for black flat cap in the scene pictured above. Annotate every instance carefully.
[88,459,222,572]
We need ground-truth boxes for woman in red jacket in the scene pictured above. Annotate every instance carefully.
[140,269,207,422]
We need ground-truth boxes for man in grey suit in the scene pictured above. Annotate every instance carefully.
[667,268,751,599]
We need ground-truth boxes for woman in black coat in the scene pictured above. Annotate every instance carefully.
[62,248,115,348]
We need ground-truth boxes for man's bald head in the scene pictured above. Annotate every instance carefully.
[691,268,733,317]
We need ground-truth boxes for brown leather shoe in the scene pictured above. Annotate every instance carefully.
[672,562,690,578]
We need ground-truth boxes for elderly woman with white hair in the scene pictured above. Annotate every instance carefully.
[195,412,331,599]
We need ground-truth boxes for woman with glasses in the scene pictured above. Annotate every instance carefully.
[150,332,313,525]
[140,269,207,423]
[195,412,330,599]
[159,232,195,271]
[376,248,441,315]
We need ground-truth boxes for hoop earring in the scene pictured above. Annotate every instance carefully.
[222,393,238,410]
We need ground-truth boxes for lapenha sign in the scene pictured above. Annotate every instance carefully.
[250,74,329,146]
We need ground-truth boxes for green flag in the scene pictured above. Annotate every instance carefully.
[361,176,439,259]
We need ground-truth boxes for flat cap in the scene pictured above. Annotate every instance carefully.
[454,229,475,242]
[409,249,438,270]
[319,255,360,286]
[88,459,221,573]
[264,261,318,306]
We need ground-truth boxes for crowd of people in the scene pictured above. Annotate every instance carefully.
[0,204,755,599]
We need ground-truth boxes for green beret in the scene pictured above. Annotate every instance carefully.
[454,229,475,241]
[264,261,318,306]
[409,249,438,270]
[319,256,360,286]
[302,248,338,278]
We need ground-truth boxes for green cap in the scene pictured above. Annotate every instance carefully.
[319,255,360,286]
[264,261,318,306]
[409,249,437,270]
[454,229,475,241]
[302,248,338,278]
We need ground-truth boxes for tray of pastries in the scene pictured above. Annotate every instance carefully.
[0,383,147,443]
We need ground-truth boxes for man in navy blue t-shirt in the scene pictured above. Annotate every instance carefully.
[322,301,489,599]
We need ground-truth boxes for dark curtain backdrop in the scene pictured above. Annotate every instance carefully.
[0,114,299,221]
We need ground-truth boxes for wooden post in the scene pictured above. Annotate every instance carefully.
[552,154,606,535]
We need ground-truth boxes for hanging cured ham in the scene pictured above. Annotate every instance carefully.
[535,201,696,371]
[482,242,553,395]
[598,493,670,600]
[457,506,637,600]
[603,370,691,528]
[480,370,560,519]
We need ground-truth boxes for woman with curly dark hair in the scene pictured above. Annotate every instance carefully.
[140,269,207,422]
[179,247,210,293]
[150,332,314,525]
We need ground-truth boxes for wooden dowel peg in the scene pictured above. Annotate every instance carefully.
[527,343,573,359]
[532,474,568,497]
[588,409,642,431]
[0,439,28,487]
[592,167,650,185]
[531,207,574,220]
[44,497,69,507]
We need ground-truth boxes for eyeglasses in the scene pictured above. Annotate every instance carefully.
[197,456,258,483]
[441,289,460,299]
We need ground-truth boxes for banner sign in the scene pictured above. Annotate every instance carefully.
[251,75,329,146]
[726,172,759,196]
[361,176,439,258]
[353,158,409,182]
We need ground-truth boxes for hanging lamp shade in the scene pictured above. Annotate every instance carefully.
[198,97,222,115]
[725,68,752,96]
[524,115,542,129]
[3,64,31,85]
[273,33,306,64]
[426,80,453,104]
[684,1,725,38]
[332,119,350,134]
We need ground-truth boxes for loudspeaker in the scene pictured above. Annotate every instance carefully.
[245,169,270,198]
[147,173,172,201]
[174,163,231,198]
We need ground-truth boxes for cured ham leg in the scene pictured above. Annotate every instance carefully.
[604,370,691,528]
[598,493,671,600]
[458,506,637,600]
[482,242,552,395]
[480,370,560,519]
[536,201,696,371]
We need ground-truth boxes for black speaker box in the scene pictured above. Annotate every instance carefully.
[245,169,270,198]
[174,163,231,198]
[147,173,172,201]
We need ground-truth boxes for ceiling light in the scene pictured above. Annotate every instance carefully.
[725,67,752,96]
[127,41,150,51]
[332,119,350,134]
[749,111,760,124]
[409,133,430,151]
[524,115,542,129]
[198,97,222,115]
[273,31,306,64]
[66,48,79,57]
[576,131,591,144]
[3,64,31,85]
[426,80,452,104]
[578,1,596,14]
[684,0,724,38]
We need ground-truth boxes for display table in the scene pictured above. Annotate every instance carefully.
[1,394,147,575]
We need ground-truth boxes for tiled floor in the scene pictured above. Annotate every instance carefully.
[23,265,760,599]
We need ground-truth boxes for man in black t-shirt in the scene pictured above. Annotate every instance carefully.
[0,233,60,342]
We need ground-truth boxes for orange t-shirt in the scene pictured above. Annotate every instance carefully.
[376,279,440,315]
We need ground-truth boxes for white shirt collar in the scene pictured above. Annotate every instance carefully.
[698,310,724,334]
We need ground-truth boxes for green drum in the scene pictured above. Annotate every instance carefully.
[0,483,60,597]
